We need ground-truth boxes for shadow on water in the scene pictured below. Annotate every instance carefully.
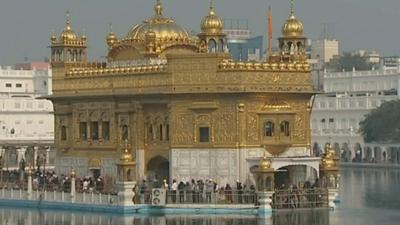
[0,207,330,225]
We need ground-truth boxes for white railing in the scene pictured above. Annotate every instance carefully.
[0,188,118,206]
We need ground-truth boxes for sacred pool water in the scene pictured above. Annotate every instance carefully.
[0,167,399,225]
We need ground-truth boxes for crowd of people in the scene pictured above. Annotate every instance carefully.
[272,180,328,209]
[0,169,108,194]
[138,178,257,204]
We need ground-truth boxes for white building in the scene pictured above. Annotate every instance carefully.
[0,63,54,171]
[311,66,400,163]
[311,39,339,64]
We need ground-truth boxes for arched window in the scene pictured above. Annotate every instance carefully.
[148,125,153,140]
[61,126,67,141]
[166,124,170,141]
[217,39,224,52]
[208,39,217,53]
[159,124,163,141]
[122,125,128,141]
[280,121,290,137]
[264,121,274,137]
[127,169,132,181]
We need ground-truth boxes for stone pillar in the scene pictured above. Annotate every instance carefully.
[135,105,145,179]
[320,143,340,210]
[33,146,38,169]
[45,147,50,165]
[70,168,76,203]
[16,147,27,164]
[251,156,275,215]
[27,167,33,200]
[116,141,137,207]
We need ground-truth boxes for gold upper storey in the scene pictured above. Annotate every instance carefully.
[51,0,312,96]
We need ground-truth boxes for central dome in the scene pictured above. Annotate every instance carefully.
[126,1,190,41]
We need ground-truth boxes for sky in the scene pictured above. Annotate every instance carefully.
[0,0,399,65]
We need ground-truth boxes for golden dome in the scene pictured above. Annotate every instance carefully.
[282,2,304,37]
[201,2,223,34]
[322,157,335,169]
[60,12,78,42]
[259,156,272,170]
[120,147,133,163]
[50,35,57,43]
[126,0,190,42]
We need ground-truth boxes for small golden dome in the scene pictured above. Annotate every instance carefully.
[70,168,76,178]
[282,1,303,37]
[201,2,223,34]
[260,156,272,170]
[107,31,118,48]
[51,35,57,43]
[322,157,335,169]
[120,143,133,163]
[60,12,78,42]
[126,0,190,42]
[282,14,303,37]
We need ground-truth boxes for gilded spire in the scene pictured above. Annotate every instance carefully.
[290,0,295,16]
[209,0,215,15]
[65,10,71,31]
[154,0,163,17]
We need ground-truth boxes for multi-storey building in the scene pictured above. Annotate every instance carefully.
[311,39,339,64]
[312,66,400,163]
[223,19,263,61]
[0,62,54,171]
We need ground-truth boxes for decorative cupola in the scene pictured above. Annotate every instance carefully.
[278,0,307,62]
[106,24,118,49]
[50,11,87,64]
[198,0,227,53]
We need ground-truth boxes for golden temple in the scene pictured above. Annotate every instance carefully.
[49,0,316,186]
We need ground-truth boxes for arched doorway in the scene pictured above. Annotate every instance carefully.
[146,155,169,187]
[274,165,318,189]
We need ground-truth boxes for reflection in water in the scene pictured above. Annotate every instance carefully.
[2,167,400,225]
[272,210,329,225]
[0,207,330,225]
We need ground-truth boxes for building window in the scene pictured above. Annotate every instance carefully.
[159,124,163,141]
[122,125,128,141]
[27,120,32,124]
[102,121,110,141]
[148,125,153,140]
[5,83,11,88]
[79,122,87,140]
[61,126,67,141]
[280,121,290,137]
[16,83,22,88]
[15,102,21,109]
[199,127,210,143]
[26,102,33,108]
[264,121,274,137]
[39,120,44,125]
[38,103,44,109]
[91,122,99,140]
[166,124,170,141]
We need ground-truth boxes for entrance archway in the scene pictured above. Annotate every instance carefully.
[274,165,318,189]
[147,155,169,186]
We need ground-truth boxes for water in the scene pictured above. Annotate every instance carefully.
[0,167,399,225]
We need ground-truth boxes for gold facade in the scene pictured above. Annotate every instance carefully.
[49,1,314,178]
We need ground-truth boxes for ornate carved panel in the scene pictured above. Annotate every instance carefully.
[173,113,193,145]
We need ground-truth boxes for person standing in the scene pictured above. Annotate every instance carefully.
[171,179,177,203]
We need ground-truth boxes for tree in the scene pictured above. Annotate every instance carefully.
[328,52,375,72]
[360,100,400,143]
